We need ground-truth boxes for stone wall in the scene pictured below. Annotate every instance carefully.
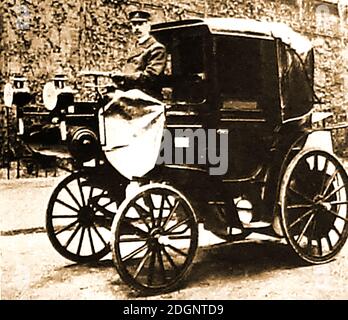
[1,0,347,155]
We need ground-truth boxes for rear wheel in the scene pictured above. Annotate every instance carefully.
[280,149,348,264]
[111,183,198,295]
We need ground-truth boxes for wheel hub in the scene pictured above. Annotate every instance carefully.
[312,194,332,211]
[78,206,95,227]
[150,227,163,237]
[148,227,168,246]
[305,198,335,237]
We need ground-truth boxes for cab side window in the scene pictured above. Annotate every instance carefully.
[170,34,207,103]
[215,36,262,111]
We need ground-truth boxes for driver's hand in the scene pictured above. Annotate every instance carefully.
[110,71,125,82]
[104,84,117,93]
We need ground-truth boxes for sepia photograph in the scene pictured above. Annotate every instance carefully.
[1,0,348,303]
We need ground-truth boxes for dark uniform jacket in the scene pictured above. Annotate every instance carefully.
[122,35,167,97]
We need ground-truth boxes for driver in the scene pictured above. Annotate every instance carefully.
[111,10,167,99]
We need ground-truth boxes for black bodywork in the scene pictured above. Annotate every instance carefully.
[12,18,317,228]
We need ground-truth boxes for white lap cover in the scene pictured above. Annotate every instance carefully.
[99,89,165,180]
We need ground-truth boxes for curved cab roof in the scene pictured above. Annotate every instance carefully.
[152,18,312,56]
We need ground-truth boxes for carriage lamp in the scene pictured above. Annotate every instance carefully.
[3,75,32,108]
[3,75,32,135]
[53,74,67,89]
[43,74,75,113]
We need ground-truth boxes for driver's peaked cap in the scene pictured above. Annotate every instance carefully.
[128,10,151,22]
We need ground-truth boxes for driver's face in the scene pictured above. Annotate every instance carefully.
[131,21,150,38]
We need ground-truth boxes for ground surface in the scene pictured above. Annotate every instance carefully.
[1,174,347,300]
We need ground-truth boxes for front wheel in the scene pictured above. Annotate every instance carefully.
[46,171,119,263]
[280,149,348,264]
[111,183,198,295]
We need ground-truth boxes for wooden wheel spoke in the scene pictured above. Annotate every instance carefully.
[322,169,339,197]
[328,200,348,205]
[65,224,81,248]
[287,204,313,209]
[89,198,115,218]
[307,239,312,255]
[320,158,329,193]
[156,245,166,283]
[156,194,166,227]
[289,208,315,230]
[322,184,346,202]
[168,234,192,240]
[98,198,115,209]
[121,219,149,238]
[161,245,178,271]
[88,186,94,200]
[143,193,155,209]
[162,200,180,229]
[307,218,316,245]
[147,249,157,286]
[142,193,156,226]
[76,177,86,207]
[164,218,190,234]
[316,238,323,256]
[52,214,78,219]
[313,154,319,171]
[119,236,148,242]
[54,219,78,236]
[92,202,115,218]
[304,218,316,255]
[288,186,314,204]
[64,186,82,208]
[322,207,348,223]
[166,244,188,257]
[77,227,86,256]
[325,236,333,250]
[55,199,79,213]
[87,227,96,255]
[133,203,151,230]
[122,243,148,263]
[91,224,108,247]
[296,213,315,244]
[332,225,341,236]
[91,190,108,201]
[133,249,151,279]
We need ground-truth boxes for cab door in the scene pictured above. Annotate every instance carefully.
[214,35,281,180]
[161,29,217,171]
